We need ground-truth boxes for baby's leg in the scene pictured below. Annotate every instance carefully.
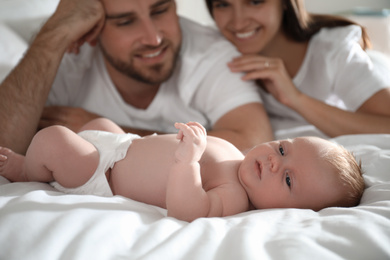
[0,147,26,182]
[25,125,99,188]
[1,125,99,188]
[79,118,125,134]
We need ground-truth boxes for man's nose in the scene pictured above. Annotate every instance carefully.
[140,20,163,46]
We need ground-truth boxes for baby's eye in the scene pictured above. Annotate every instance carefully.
[279,144,285,156]
[285,173,291,187]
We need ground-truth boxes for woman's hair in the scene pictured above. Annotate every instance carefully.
[205,0,371,49]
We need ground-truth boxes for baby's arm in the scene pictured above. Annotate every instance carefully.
[166,122,209,221]
[173,122,206,163]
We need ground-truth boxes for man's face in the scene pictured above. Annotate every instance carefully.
[99,0,182,85]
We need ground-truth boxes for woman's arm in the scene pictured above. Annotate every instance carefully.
[292,88,390,137]
[229,55,390,137]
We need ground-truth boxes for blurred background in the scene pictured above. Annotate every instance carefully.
[176,0,390,24]
[176,0,390,58]
[0,0,389,58]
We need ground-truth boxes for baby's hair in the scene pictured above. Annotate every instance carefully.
[322,144,365,208]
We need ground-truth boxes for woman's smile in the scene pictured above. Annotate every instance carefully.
[235,28,258,40]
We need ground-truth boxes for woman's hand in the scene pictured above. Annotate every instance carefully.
[228,55,390,138]
[228,55,303,110]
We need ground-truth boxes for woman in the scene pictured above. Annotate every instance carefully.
[205,0,390,138]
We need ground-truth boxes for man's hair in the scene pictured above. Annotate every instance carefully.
[322,144,365,208]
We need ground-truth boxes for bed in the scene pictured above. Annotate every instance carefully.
[1,133,390,259]
[1,1,390,260]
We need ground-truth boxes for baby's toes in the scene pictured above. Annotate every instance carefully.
[0,155,6,167]
[0,147,10,155]
[0,155,7,171]
[0,147,12,163]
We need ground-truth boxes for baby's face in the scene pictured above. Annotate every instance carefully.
[238,137,342,211]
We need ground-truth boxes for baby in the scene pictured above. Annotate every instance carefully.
[0,118,364,222]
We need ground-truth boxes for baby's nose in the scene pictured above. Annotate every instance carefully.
[268,154,280,173]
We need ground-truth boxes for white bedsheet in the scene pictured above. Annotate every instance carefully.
[1,133,390,260]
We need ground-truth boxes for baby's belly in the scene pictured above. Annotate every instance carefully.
[109,133,243,208]
[110,134,178,208]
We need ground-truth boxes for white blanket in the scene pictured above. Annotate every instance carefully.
[1,133,390,260]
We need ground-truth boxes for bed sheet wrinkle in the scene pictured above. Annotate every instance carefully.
[210,217,257,259]
[0,181,56,196]
[58,210,131,260]
[0,205,72,260]
[264,235,342,260]
[360,184,390,204]
[140,218,228,260]
[0,175,10,185]
[127,218,184,258]
[357,202,390,220]
[215,209,317,259]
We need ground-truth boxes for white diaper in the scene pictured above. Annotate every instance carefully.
[50,130,141,197]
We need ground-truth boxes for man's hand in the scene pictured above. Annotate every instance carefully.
[174,122,207,164]
[39,106,100,132]
[44,0,105,54]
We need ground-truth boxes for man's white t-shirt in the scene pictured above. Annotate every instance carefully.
[262,25,390,138]
[47,17,262,133]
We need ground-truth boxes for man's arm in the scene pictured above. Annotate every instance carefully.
[0,0,104,154]
[208,103,274,152]
[38,106,163,136]
[0,26,70,154]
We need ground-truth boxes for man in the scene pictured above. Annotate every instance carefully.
[0,0,273,154]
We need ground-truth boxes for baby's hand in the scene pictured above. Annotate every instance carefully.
[174,122,207,163]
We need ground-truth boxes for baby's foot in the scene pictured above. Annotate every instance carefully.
[0,147,27,182]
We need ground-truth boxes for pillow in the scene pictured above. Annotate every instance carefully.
[0,23,27,83]
[176,0,215,26]
[0,0,59,42]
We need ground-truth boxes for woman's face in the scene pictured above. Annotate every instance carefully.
[210,0,285,55]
